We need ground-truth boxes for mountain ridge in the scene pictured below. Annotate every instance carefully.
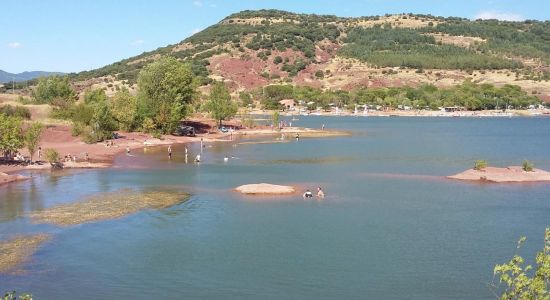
[0,70,65,83]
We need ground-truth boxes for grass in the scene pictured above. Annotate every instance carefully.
[30,189,189,226]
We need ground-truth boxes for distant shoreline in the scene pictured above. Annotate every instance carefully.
[252,109,550,118]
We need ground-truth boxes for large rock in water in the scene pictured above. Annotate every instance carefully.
[235,183,295,195]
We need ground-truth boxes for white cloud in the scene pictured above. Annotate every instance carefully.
[7,42,22,49]
[474,11,524,21]
[191,28,202,34]
[193,1,202,7]
[131,39,145,46]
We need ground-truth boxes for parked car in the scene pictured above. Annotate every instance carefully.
[173,125,196,136]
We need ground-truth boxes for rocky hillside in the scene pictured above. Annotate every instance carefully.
[70,9,550,101]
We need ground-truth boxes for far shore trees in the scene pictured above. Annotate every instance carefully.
[204,82,237,128]
[25,122,44,163]
[137,57,195,134]
[0,114,24,159]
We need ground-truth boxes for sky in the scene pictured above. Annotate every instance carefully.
[1,0,549,74]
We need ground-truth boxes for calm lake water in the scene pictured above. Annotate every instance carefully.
[1,116,550,299]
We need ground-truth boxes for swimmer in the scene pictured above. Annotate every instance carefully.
[195,154,201,163]
[224,156,229,163]
[303,189,313,199]
[317,187,325,199]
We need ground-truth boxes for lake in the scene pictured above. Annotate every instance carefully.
[1,116,550,299]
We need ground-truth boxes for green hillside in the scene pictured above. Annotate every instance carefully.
[69,9,550,85]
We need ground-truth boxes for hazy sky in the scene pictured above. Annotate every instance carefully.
[1,0,548,73]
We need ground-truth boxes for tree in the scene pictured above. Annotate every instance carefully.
[25,122,43,163]
[84,88,107,104]
[0,115,23,159]
[32,76,76,105]
[491,228,549,299]
[272,111,280,128]
[137,57,195,133]
[109,88,137,131]
[205,82,237,128]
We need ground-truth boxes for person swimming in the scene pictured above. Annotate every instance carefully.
[317,187,325,199]
[195,154,201,163]
[303,189,313,198]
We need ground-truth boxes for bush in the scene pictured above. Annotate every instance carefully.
[474,160,488,170]
[522,160,534,172]
[0,105,31,119]
[71,122,85,137]
[44,148,60,164]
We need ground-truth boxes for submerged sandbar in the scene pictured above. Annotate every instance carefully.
[0,234,50,273]
[30,189,189,226]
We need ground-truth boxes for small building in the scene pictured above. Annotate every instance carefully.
[279,99,296,110]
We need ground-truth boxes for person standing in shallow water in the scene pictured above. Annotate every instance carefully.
[168,145,172,160]
[317,187,325,199]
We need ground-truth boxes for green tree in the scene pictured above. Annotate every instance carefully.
[0,115,23,159]
[24,122,43,163]
[205,82,238,128]
[491,228,549,299]
[32,76,76,105]
[109,88,137,131]
[137,57,195,133]
[84,88,107,104]
[272,111,280,128]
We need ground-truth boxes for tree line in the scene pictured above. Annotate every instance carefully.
[258,81,542,111]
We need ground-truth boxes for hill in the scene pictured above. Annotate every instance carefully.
[69,9,550,100]
[0,70,65,83]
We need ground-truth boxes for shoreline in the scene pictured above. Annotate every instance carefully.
[0,126,347,186]
[252,108,550,118]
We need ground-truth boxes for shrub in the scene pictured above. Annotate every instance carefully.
[522,160,534,172]
[0,105,31,119]
[44,148,60,164]
[71,122,85,137]
[474,160,488,170]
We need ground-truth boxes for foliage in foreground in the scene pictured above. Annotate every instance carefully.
[491,228,550,299]
[3,291,32,300]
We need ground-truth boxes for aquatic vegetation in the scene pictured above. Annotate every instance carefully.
[0,234,50,274]
[30,189,189,226]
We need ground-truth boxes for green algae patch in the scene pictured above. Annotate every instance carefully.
[0,234,50,273]
[30,189,189,226]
